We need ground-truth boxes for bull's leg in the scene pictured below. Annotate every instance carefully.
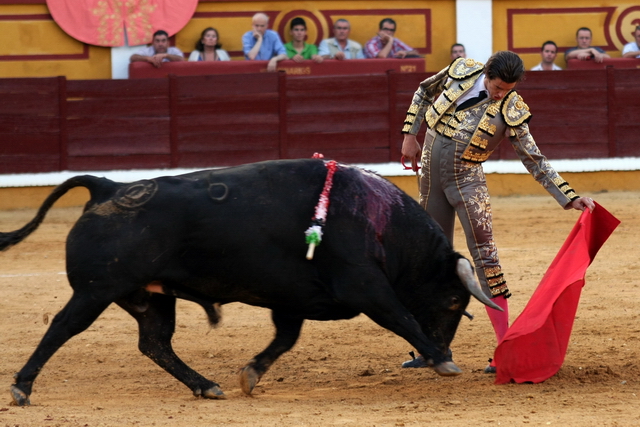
[331,273,461,376]
[239,311,303,395]
[116,293,225,399]
[11,294,112,406]
[145,282,222,327]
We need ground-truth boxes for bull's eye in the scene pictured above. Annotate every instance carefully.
[449,296,461,310]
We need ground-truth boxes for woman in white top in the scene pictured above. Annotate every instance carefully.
[188,27,230,61]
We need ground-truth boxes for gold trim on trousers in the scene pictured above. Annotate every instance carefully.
[419,131,510,298]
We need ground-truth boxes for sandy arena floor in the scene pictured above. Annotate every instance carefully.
[0,190,638,426]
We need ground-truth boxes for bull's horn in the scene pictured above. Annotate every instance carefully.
[456,259,503,311]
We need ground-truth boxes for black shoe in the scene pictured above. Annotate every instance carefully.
[484,358,496,374]
[483,365,496,374]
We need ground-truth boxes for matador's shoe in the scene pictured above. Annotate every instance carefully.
[484,358,497,374]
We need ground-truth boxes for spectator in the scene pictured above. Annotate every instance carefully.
[564,27,610,63]
[450,43,466,60]
[284,17,323,63]
[242,13,287,72]
[364,18,420,59]
[188,27,230,62]
[622,25,640,58]
[531,41,562,70]
[130,30,184,68]
[318,19,364,60]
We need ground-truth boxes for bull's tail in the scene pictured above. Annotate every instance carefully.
[0,175,114,251]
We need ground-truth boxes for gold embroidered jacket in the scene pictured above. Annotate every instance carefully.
[402,57,579,207]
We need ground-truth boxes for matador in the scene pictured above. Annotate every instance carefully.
[400,51,594,373]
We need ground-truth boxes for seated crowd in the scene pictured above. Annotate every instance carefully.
[129,15,422,71]
[130,18,640,72]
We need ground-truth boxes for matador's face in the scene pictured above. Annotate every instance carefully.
[484,77,517,101]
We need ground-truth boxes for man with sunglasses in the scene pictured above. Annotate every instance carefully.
[318,19,364,60]
[364,18,420,59]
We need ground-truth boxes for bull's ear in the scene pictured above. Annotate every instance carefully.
[456,259,502,311]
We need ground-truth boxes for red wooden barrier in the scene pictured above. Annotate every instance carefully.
[611,68,640,157]
[1,69,639,175]
[65,79,172,170]
[172,73,282,167]
[285,74,390,163]
[128,58,425,79]
[512,70,609,160]
[0,77,61,173]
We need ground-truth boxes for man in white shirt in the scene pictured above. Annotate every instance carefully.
[130,30,184,68]
[318,19,364,60]
[531,41,562,71]
[622,25,640,58]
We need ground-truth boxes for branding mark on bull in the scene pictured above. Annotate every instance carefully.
[113,180,158,209]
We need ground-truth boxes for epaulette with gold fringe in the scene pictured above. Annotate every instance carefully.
[448,58,484,80]
[501,90,532,127]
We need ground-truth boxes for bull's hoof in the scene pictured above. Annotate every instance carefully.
[10,385,30,406]
[239,365,261,395]
[202,385,226,399]
[432,361,463,376]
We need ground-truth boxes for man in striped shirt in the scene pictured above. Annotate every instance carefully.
[364,18,420,59]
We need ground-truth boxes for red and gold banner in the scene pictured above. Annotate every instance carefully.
[46,0,198,47]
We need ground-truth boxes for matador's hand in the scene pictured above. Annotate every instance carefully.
[570,197,595,212]
[401,134,421,172]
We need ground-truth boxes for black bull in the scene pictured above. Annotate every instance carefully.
[1,159,499,405]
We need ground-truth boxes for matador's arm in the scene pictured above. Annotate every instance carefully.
[503,92,580,208]
[402,66,450,135]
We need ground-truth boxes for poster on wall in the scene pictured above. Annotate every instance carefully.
[46,0,198,46]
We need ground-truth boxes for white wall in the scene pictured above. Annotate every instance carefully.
[111,45,146,79]
[456,0,493,62]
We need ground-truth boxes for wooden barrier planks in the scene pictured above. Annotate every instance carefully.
[504,70,609,160]
[0,69,639,175]
[286,74,390,162]
[65,79,172,170]
[0,77,61,173]
[611,69,640,158]
[172,73,281,167]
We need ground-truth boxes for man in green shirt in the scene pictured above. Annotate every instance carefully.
[284,17,323,63]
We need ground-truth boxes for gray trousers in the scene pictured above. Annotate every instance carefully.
[419,130,510,298]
